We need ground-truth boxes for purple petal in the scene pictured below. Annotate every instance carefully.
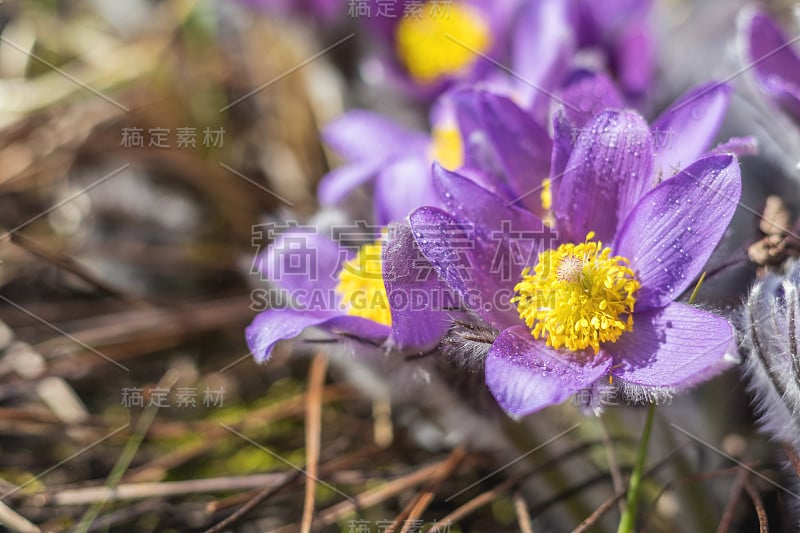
[408,206,473,298]
[549,109,574,195]
[446,87,490,148]
[443,89,483,171]
[409,206,523,330]
[581,0,652,38]
[651,82,731,181]
[245,309,389,363]
[549,72,626,192]
[478,92,553,217]
[744,10,800,95]
[741,10,800,122]
[711,136,759,157]
[432,166,555,329]
[555,109,654,243]
[439,90,511,195]
[615,154,741,310]
[608,303,738,388]
[432,87,479,141]
[322,110,428,162]
[558,70,626,128]
[254,230,341,294]
[246,292,391,363]
[317,159,383,205]
[433,164,550,238]
[485,326,611,417]
[245,309,334,363]
[612,21,655,97]
[309,0,341,18]
[322,315,392,346]
[374,157,438,225]
[760,76,800,124]
[383,221,456,352]
[511,0,577,112]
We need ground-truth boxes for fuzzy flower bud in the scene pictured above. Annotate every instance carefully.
[741,260,800,451]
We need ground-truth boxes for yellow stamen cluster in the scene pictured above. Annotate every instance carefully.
[430,126,464,170]
[512,232,640,353]
[335,240,392,326]
[395,2,490,83]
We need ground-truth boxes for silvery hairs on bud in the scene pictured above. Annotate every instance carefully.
[439,315,497,373]
[741,259,800,452]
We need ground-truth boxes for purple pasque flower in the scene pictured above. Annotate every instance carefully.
[511,0,655,106]
[407,105,742,417]
[362,0,523,99]
[319,89,488,225]
[246,221,454,362]
[236,0,343,21]
[740,8,800,125]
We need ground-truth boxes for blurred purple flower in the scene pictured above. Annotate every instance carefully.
[319,89,489,224]
[261,90,489,363]
[740,9,800,125]
[361,0,524,99]
[510,0,655,107]
[359,0,654,103]
[246,222,455,362]
[246,229,388,363]
[574,0,656,98]
[407,103,743,417]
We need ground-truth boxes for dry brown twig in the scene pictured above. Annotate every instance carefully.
[717,468,749,533]
[513,491,535,533]
[271,457,468,533]
[385,446,467,533]
[742,477,769,533]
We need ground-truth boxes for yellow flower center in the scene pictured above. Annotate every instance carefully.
[335,240,392,326]
[512,232,640,354]
[429,126,464,170]
[395,2,490,84]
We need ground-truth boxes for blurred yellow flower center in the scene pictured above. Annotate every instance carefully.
[395,2,490,83]
[540,178,552,211]
[430,126,464,170]
[539,178,555,227]
[335,240,392,326]
[512,232,640,354]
